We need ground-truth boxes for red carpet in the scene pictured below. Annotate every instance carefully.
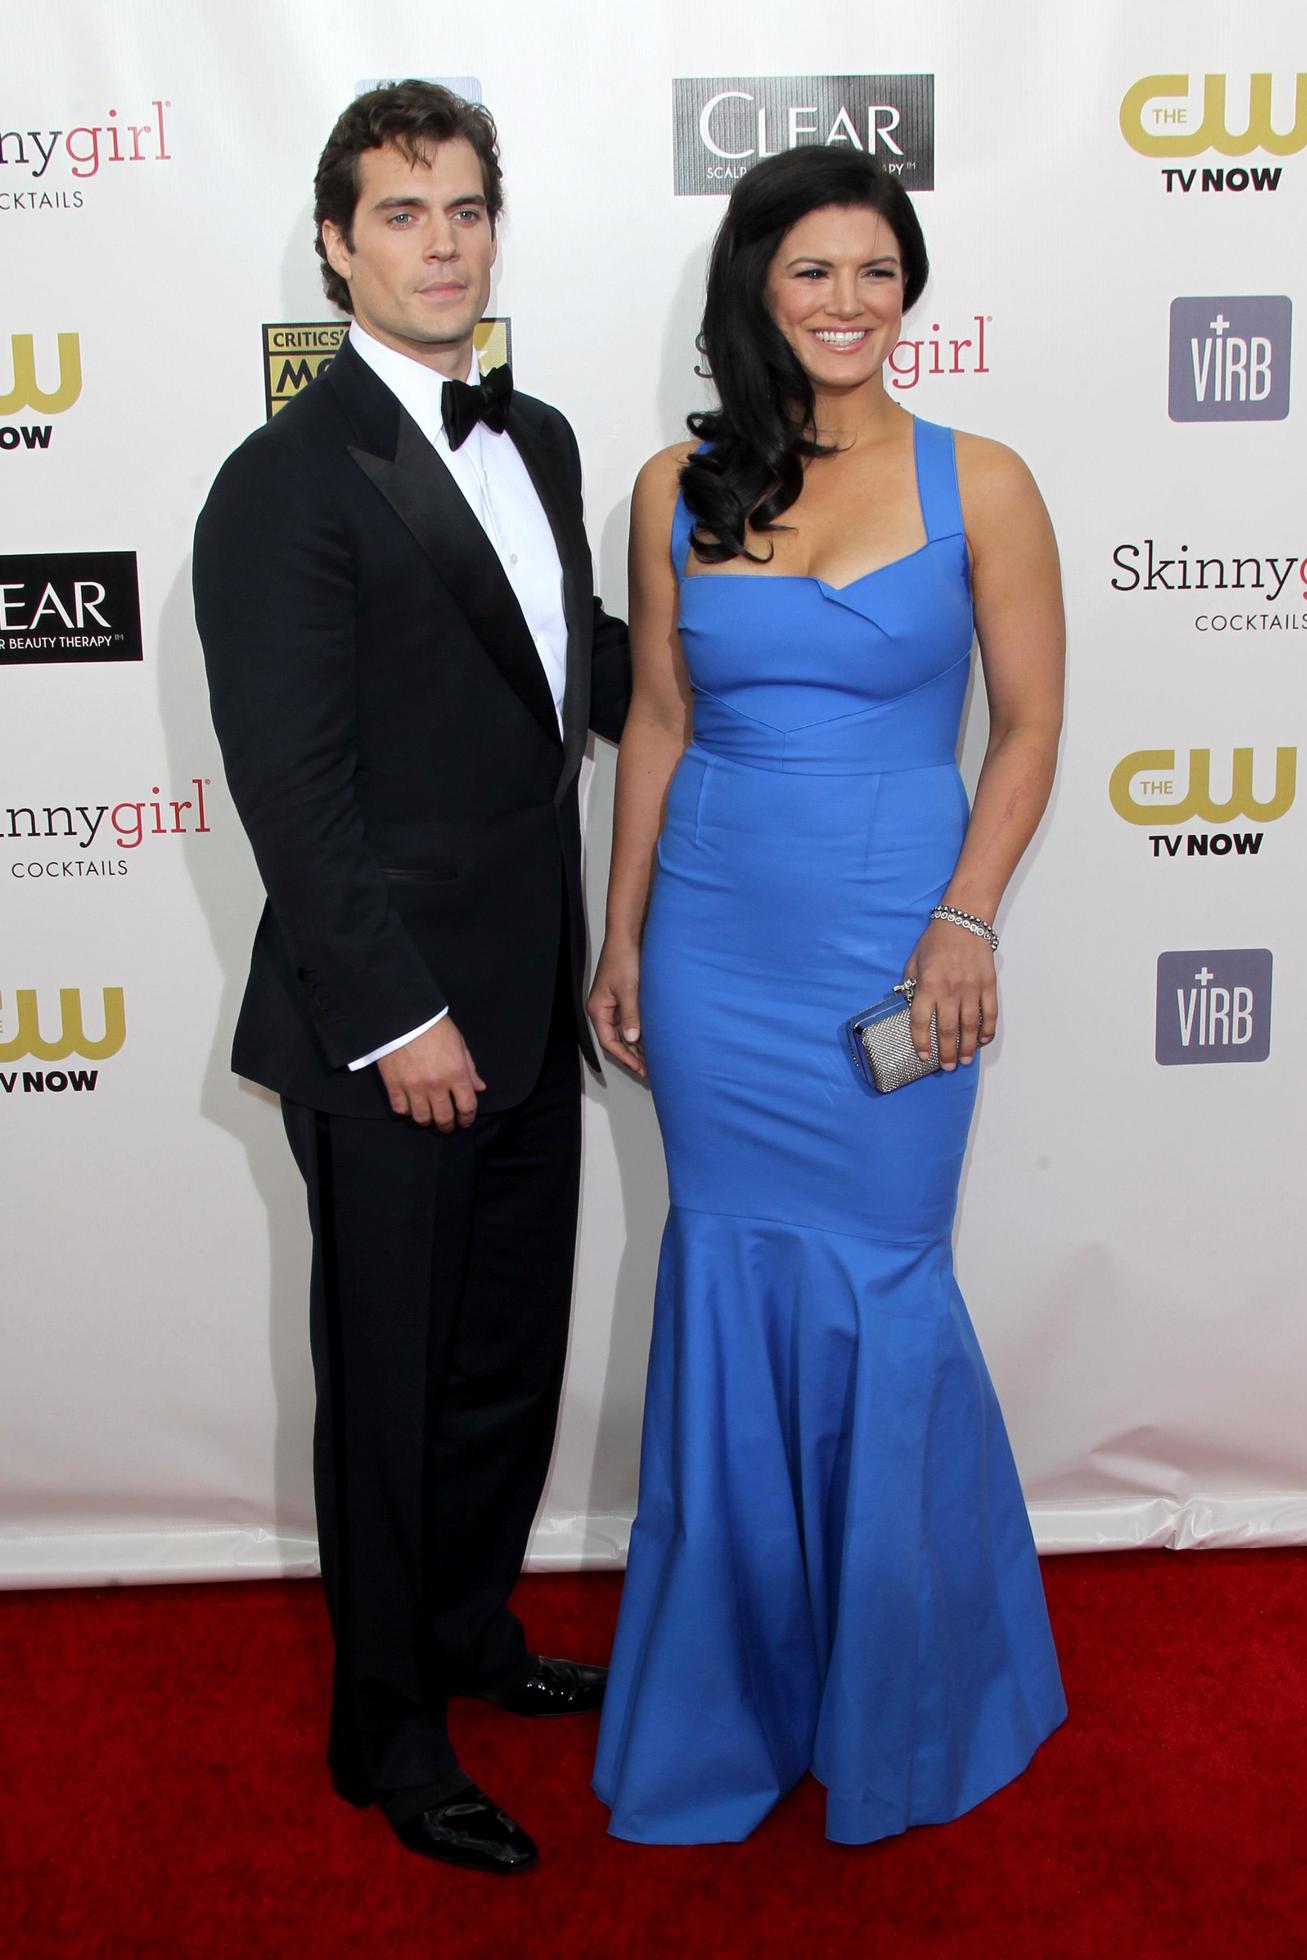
[4,1551,1305,1958]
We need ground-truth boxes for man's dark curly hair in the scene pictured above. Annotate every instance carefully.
[313,80,504,314]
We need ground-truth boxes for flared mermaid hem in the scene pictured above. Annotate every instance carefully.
[593,1699,1067,1844]
[819,1697,1068,1845]
[592,1206,1068,1847]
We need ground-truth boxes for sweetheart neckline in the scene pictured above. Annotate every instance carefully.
[681,538,936,595]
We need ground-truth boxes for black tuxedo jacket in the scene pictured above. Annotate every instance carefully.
[194,337,630,1118]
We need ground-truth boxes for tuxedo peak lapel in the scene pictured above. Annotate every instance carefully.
[320,334,402,460]
[348,409,561,749]
[505,403,591,794]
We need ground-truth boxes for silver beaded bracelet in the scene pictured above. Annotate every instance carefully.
[930,904,999,951]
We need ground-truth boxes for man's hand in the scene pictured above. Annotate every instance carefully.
[376,1017,486,1130]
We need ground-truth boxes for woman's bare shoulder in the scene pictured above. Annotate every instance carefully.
[952,425,1050,564]
[630,442,698,536]
[952,428,1037,492]
[951,428,1051,541]
[634,441,698,495]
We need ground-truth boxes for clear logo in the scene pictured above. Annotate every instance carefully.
[673,75,934,194]
[0,552,143,664]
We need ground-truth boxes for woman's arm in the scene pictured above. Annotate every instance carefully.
[905,435,1066,1068]
[587,446,695,1079]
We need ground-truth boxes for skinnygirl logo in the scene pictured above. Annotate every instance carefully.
[1111,541,1307,598]
[0,101,172,182]
[1110,538,1307,633]
[3,779,212,858]
[887,315,990,390]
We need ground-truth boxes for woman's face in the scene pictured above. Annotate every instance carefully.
[763,202,906,392]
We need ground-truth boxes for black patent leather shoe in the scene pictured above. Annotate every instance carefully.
[477,1654,608,1716]
[387,1784,537,1873]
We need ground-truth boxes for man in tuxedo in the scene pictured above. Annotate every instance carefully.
[193,81,629,1874]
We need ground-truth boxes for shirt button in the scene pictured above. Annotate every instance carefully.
[510,553,519,565]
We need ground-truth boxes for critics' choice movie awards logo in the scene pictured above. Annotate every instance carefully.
[1155,950,1272,1066]
[673,75,934,193]
[1,331,81,451]
[1120,72,1304,193]
[0,100,172,211]
[3,777,213,882]
[263,318,513,418]
[1110,538,1307,635]
[0,552,142,664]
[1109,746,1296,860]
[0,985,125,1096]
[1169,298,1292,422]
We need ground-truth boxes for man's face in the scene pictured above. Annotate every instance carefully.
[321,136,497,376]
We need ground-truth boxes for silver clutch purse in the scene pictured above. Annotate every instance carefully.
[845,976,940,1093]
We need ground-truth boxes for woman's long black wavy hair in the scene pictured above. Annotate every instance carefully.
[682,147,929,564]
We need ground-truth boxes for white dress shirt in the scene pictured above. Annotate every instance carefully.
[345,321,568,1071]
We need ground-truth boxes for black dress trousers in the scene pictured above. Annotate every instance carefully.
[281,964,582,1802]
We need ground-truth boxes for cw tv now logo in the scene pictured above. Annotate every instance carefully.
[0,984,125,1096]
[0,332,81,452]
[1169,298,1292,422]
[1120,72,1304,193]
[1155,950,1272,1066]
[1109,746,1296,859]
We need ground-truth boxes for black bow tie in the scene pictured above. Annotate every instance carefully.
[441,364,513,449]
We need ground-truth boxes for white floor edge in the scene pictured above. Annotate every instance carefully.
[2,1495,1305,1589]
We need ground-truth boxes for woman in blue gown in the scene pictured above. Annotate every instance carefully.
[588,149,1067,1846]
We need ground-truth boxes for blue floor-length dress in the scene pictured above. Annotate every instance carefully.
[592,418,1067,1845]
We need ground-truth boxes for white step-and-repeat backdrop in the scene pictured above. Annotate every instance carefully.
[4,2,1303,1584]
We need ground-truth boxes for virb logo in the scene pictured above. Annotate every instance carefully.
[1169,298,1291,422]
[0,332,81,452]
[0,984,125,1095]
[1155,951,1272,1065]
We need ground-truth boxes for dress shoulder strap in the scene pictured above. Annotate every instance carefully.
[669,442,711,578]
[913,418,965,543]
[670,491,696,579]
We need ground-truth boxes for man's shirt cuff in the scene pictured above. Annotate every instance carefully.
[348,1008,450,1071]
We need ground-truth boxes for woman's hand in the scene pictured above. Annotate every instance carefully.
[587,937,647,1079]
[903,919,998,1069]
